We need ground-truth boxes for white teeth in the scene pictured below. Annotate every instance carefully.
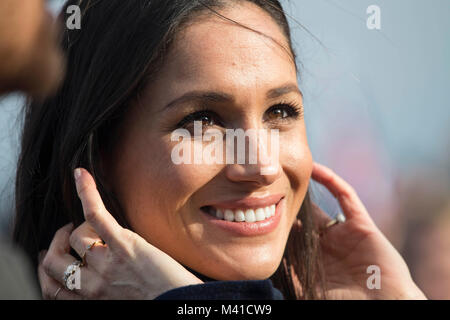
[255,208,266,221]
[270,204,276,216]
[264,207,271,218]
[235,210,245,222]
[244,209,256,222]
[224,209,234,221]
[208,203,278,222]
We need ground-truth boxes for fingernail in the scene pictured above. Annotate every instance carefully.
[74,168,82,181]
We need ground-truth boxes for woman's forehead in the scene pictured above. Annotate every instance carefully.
[161,5,295,84]
[149,31,295,110]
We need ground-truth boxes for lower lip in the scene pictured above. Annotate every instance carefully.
[201,198,284,236]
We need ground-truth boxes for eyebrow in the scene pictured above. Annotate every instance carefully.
[163,83,303,110]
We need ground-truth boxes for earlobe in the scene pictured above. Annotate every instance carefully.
[291,218,302,232]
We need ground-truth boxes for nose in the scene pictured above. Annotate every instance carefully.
[225,162,281,186]
[224,129,281,186]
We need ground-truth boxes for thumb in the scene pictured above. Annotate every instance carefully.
[74,168,123,249]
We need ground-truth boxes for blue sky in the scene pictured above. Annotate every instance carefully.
[285,0,449,168]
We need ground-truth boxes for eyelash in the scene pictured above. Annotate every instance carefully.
[265,101,303,122]
[176,109,223,129]
[176,101,303,129]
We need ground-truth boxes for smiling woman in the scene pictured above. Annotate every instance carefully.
[13,0,426,300]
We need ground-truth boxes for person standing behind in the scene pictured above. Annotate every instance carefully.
[0,0,64,97]
[0,0,64,299]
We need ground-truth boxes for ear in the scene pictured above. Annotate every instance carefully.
[291,218,302,232]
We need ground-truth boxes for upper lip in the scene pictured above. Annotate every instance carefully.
[204,194,284,210]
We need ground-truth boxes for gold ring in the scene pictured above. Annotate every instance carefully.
[325,219,338,228]
[82,240,105,266]
[325,213,346,229]
[54,286,63,299]
[86,239,105,251]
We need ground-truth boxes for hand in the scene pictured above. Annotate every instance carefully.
[38,168,202,299]
[309,162,426,299]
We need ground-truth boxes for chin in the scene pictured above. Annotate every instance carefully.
[217,263,280,281]
[196,249,283,281]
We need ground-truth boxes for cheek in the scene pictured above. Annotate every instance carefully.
[115,137,219,233]
[148,139,222,199]
[280,130,313,191]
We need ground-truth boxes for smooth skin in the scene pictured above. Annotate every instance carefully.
[38,3,426,299]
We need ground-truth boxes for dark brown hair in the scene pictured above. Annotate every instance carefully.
[14,0,324,299]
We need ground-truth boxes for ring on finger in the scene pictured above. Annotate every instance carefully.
[325,213,346,229]
[82,239,105,266]
[63,261,82,290]
[86,239,105,251]
[54,286,63,300]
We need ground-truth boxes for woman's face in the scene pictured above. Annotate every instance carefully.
[108,3,312,280]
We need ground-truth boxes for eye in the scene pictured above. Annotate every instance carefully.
[176,110,222,129]
[264,102,303,121]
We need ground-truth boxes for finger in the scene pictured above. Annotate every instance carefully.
[44,223,77,281]
[71,229,109,272]
[38,252,81,300]
[47,223,74,255]
[40,249,101,298]
[79,243,109,274]
[69,221,104,261]
[311,162,372,222]
[38,265,81,300]
[41,247,79,285]
[74,168,123,248]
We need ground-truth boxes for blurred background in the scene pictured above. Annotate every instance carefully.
[0,0,449,298]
